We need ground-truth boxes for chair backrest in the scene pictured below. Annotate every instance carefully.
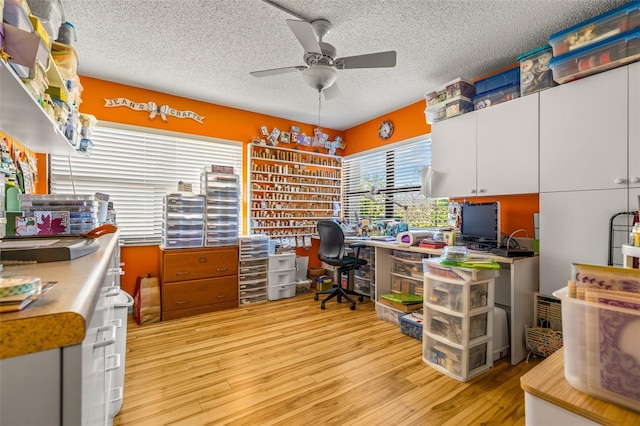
[317,220,345,266]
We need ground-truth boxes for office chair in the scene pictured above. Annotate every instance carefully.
[314,220,368,310]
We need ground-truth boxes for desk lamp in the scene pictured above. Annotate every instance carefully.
[364,186,409,231]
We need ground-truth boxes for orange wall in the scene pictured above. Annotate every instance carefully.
[65,76,538,293]
[79,76,346,293]
[342,101,431,155]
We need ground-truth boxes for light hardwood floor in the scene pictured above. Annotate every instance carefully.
[115,292,542,426]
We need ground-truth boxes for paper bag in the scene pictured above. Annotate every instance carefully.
[133,275,161,325]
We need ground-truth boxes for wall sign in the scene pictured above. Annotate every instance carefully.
[103,98,205,123]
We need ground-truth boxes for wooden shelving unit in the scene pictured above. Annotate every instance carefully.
[248,144,342,240]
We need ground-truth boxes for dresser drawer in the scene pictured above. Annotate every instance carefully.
[162,276,238,312]
[162,247,238,282]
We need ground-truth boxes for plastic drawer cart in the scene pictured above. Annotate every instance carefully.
[422,257,499,382]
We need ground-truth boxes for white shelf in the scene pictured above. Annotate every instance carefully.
[0,60,77,155]
[622,244,640,268]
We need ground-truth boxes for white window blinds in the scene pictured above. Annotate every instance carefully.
[50,124,243,245]
[343,136,449,228]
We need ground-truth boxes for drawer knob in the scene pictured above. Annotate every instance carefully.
[199,257,208,263]
[175,271,190,276]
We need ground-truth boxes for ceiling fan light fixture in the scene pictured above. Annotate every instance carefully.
[302,64,337,91]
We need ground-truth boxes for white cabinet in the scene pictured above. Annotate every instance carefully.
[431,94,539,198]
[539,63,640,295]
[539,189,631,294]
[431,111,476,198]
[476,93,539,195]
[539,66,628,193]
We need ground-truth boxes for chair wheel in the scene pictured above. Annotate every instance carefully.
[350,303,356,310]
[358,296,364,302]
[314,294,319,301]
[321,303,326,310]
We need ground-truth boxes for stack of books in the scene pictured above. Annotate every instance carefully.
[379,292,424,312]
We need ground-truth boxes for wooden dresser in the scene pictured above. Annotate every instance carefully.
[159,246,239,320]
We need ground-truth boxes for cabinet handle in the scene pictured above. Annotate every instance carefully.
[106,353,121,372]
[94,325,117,348]
[470,189,477,194]
[110,387,124,404]
[106,286,120,298]
[216,294,227,299]
[216,267,228,272]
[614,178,626,184]
[176,300,190,304]
[478,188,486,193]
[198,257,208,263]
[631,177,640,183]
[175,271,190,275]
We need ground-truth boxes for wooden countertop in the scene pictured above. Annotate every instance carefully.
[520,348,640,425]
[0,232,120,360]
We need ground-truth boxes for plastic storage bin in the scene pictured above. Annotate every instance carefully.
[268,253,296,270]
[473,83,520,110]
[51,41,78,79]
[444,97,474,119]
[400,312,423,341]
[375,301,403,325]
[267,282,296,300]
[518,45,555,95]
[425,276,494,314]
[426,308,491,345]
[549,28,640,84]
[26,0,65,40]
[474,67,520,95]
[554,286,640,413]
[423,335,492,381]
[445,78,476,100]
[549,1,640,57]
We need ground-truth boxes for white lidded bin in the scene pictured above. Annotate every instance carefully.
[110,290,133,417]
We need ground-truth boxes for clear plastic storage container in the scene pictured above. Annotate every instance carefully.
[554,286,640,413]
[549,1,640,56]
[549,28,640,84]
[473,83,520,110]
[518,45,555,95]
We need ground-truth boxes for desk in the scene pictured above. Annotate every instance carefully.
[348,239,539,365]
[521,349,640,425]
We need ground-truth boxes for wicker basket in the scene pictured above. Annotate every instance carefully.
[525,326,563,360]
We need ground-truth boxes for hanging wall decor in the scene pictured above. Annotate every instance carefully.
[103,98,205,123]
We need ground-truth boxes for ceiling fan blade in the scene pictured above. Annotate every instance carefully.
[286,19,322,54]
[250,66,306,77]
[323,82,341,100]
[335,51,397,69]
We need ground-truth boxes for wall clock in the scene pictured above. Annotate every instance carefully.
[378,120,394,140]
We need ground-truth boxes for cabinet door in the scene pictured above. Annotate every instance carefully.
[539,189,628,295]
[431,111,477,198]
[630,62,640,191]
[540,66,628,193]
[476,94,539,195]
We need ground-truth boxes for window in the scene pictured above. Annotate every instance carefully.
[343,135,448,228]
[50,123,243,245]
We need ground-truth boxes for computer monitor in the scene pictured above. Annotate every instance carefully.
[460,202,501,248]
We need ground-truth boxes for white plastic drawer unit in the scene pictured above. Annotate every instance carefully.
[268,268,296,286]
[268,282,296,300]
[268,253,296,270]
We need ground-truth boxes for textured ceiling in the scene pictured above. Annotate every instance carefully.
[61,0,629,130]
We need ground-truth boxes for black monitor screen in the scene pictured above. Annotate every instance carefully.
[460,202,500,246]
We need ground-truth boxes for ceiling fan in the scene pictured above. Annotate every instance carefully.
[250,18,396,100]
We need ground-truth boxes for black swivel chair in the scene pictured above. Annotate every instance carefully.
[314,220,368,310]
